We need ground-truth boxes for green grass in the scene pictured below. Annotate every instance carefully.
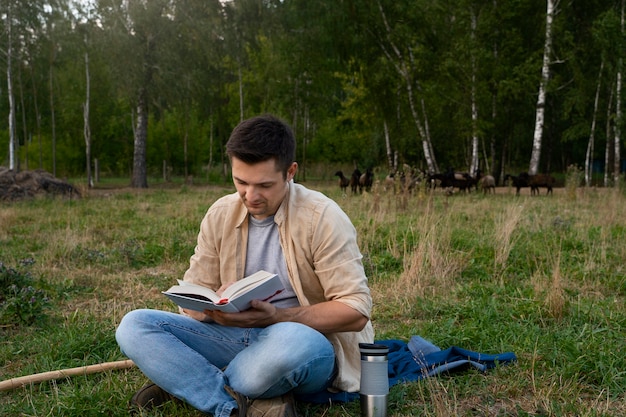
[1,181,625,416]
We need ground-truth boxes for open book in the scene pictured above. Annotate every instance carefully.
[162,270,284,313]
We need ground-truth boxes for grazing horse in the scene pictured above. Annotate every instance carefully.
[350,169,362,194]
[428,171,473,193]
[479,175,496,194]
[504,173,529,196]
[444,167,474,192]
[528,173,556,195]
[334,170,350,193]
[505,172,554,196]
[359,168,374,193]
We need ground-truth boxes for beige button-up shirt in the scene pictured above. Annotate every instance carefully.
[183,181,374,392]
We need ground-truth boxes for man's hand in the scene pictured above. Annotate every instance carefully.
[181,308,214,323]
[203,299,369,334]
[203,299,277,328]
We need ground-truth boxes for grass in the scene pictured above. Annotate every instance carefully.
[1,179,625,416]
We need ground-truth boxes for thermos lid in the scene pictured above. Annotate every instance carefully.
[359,343,389,355]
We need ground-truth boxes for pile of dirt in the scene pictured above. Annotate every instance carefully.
[0,167,81,201]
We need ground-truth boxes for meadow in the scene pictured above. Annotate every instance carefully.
[0,177,624,417]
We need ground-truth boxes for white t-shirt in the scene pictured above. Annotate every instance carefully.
[245,215,299,308]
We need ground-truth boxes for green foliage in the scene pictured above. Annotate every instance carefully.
[0,260,50,326]
[1,0,621,182]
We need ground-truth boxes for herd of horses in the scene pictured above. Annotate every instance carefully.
[334,168,374,194]
[335,167,556,196]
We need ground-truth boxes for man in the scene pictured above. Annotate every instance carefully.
[116,114,374,417]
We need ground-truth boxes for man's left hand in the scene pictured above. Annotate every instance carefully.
[203,299,277,327]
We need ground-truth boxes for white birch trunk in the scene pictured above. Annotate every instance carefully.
[384,119,393,171]
[614,71,622,185]
[492,0,499,180]
[585,62,603,187]
[529,0,556,176]
[614,0,624,186]
[469,9,479,176]
[49,66,56,177]
[420,98,439,174]
[7,3,16,171]
[604,86,614,187]
[18,62,28,170]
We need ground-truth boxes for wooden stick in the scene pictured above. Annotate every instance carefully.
[0,359,135,392]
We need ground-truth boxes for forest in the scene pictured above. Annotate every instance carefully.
[1,0,625,188]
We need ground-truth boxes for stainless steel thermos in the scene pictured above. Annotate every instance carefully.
[359,343,389,417]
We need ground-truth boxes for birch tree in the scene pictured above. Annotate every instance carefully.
[529,0,558,176]
[604,87,614,187]
[614,0,624,186]
[585,63,603,186]
[375,0,439,174]
[5,2,17,171]
[469,7,479,177]
[2,0,46,172]
[71,1,95,187]
[45,13,59,177]
[98,0,175,188]
[83,46,92,187]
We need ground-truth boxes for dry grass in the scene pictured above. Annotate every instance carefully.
[1,182,625,416]
[493,202,524,284]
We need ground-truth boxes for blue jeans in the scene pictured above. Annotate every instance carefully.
[115,309,336,417]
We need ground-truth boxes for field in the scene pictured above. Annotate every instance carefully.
[1,178,625,417]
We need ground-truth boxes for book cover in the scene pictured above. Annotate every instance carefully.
[162,270,284,313]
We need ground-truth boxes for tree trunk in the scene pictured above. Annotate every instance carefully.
[29,64,43,169]
[614,0,624,186]
[131,88,149,188]
[491,0,499,180]
[420,98,439,174]
[585,61,603,187]
[238,63,244,122]
[49,66,57,177]
[469,9,479,176]
[84,50,93,188]
[529,0,556,176]
[7,3,17,171]
[302,104,311,181]
[19,62,28,170]
[604,85,614,187]
[614,71,622,185]
[383,119,393,171]
[208,113,214,173]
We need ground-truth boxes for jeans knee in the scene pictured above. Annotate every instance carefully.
[264,322,334,356]
[115,309,154,354]
[225,323,335,397]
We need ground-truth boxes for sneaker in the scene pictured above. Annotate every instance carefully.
[225,386,248,417]
[225,385,298,417]
[248,392,298,417]
[129,382,177,413]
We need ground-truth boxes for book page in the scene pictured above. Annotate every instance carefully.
[221,270,276,299]
[168,281,221,303]
[162,270,281,312]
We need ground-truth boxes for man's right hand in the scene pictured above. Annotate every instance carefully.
[181,308,214,323]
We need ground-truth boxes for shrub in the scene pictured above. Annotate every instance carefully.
[0,259,50,326]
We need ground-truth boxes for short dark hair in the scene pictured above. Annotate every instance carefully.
[226,114,296,177]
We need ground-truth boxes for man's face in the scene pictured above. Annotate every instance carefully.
[231,157,297,220]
